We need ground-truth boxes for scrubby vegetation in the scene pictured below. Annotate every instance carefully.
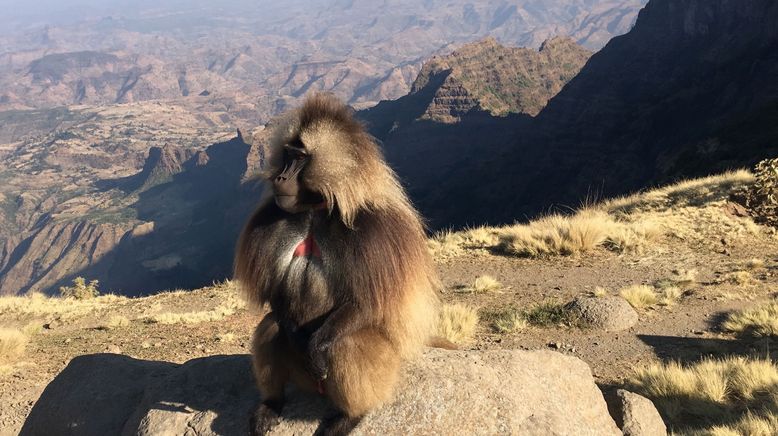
[738,158,778,227]
[481,300,581,333]
[59,277,101,300]
[620,284,682,309]
[436,303,479,344]
[722,301,778,337]
[0,328,27,375]
[620,285,658,309]
[630,357,778,435]
[472,275,502,293]
[0,328,27,362]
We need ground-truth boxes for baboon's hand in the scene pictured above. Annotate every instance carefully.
[308,337,330,380]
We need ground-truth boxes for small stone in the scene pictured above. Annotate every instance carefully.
[106,345,122,354]
[141,341,151,349]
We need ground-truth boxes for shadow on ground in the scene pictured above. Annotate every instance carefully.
[638,334,775,364]
[20,353,330,436]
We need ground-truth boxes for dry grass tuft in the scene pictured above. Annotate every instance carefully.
[472,275,502,293]
[427,230,465,260]
[480,307,527,333]
[496,209,659,257]
[144,287,245,325]
[719,270,755,286]
[482,300,581,332]
[0,292,127,317]
[630,357,778,434]
[659,286,682,306]
[722,301,778,337]
[592,286,608,297]
[620,285,658,309]
[523,301,580,327]
[699,413,778,436]
[216,333,237,343]
[436,303,478,344]
[0,328,27,364]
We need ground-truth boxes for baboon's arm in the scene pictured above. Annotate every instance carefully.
[307,303,366,379]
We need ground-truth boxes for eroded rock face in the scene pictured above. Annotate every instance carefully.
[21,349,621,436]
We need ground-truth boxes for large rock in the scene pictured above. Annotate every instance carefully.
[569,296,639,332]
[21,350,621,436]
[614,389,668,436]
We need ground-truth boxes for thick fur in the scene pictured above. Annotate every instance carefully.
[235,93,440,432]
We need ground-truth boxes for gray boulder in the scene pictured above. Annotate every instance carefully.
[569,296,639,331]
[21,350,621,436]
[614,389,668,436]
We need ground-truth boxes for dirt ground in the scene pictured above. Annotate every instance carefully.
[1,177,777,435]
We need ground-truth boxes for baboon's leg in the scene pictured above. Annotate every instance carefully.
[313,412,364,436]
[316,328,401,436]
[250,313,290,436]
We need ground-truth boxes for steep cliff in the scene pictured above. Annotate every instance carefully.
[370,0,778,229]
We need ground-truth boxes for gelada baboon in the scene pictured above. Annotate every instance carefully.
[234,93,445,435]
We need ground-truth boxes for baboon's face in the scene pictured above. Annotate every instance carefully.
[272,137,325,213]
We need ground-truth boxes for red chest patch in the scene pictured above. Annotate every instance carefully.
[293,233,321,258]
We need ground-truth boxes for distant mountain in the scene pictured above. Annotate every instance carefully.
[367,0,778,229]
[363,36,590,134]
[0,0,646,123]
[0,102,236,295]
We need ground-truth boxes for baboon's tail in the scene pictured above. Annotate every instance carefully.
[426,336,458,350]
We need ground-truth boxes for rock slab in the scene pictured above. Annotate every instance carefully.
[615,389,668,436]
[21,350,621,436]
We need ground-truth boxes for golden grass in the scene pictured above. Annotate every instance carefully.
[592,286,608,297]
[0,328,27,364]
[143,282,245,325]
[0,292,128,317]
[472,275,502,293]
[497,209,660,257]
[699,413,778,436]
[606,170,760,251]
[659,286,682,306]
[719,270,755,286]
[606,170,754,214]
[630,357,778,434]
[428,171,758,261]
[620,285,658,309]
[436,303,479,344]
[722,301,778,337]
